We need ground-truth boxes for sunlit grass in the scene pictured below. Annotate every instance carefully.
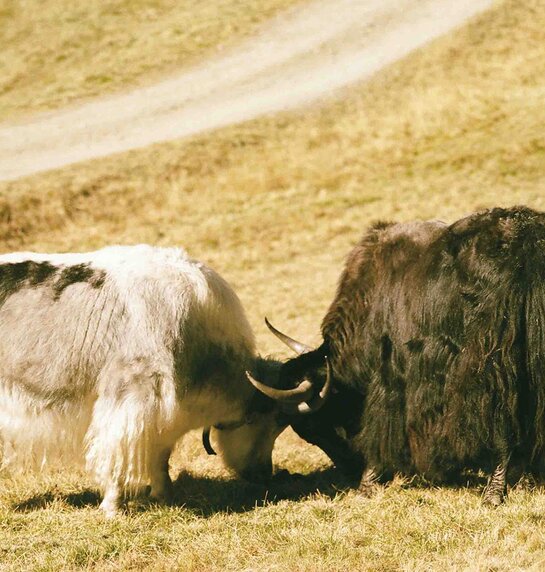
[0,0,302,121]
[1,0,545,569]
[3,430,545,571]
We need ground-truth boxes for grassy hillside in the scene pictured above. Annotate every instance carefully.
[1,0,545,570]
[0,0,302,120]
[1,0,543,347]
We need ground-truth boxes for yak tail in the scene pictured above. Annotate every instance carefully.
[524,285,545,461]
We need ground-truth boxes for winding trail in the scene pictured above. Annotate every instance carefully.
[0,0,494,182]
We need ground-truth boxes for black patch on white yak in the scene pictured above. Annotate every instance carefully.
[0,261,106,307]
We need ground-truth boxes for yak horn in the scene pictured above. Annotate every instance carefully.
[246,372,315,403]
[202,427,216,455]
[265,317,312,355]
[246,357,332,414]
[295,358,332,414]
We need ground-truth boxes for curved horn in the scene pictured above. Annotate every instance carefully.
[246,358,333,414]
[265,317,312,355]
[202,427,216,455]
[295,357,332,414]
[246,371,315,403]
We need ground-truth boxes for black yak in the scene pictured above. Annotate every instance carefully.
[249,206,545,505]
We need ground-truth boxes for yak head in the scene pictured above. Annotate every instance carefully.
[202,320,332,482]
[238,319,365,480]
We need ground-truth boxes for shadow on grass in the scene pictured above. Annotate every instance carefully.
[13,469,545,514]
[13,488,102,512]
[170,467,356,516]
[12,467,355,515]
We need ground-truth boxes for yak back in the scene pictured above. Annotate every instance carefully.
[321,206,545,477]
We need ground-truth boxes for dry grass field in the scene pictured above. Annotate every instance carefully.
[1,0,545,570]
[0,0,301,121]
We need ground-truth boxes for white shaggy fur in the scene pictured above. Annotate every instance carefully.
[0,245,280,515]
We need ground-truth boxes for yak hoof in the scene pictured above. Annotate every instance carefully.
[100,500,121,519]
[359,482,380,498]
[358,468,380,498]
[100,486,122,518]
[482,488,506,507]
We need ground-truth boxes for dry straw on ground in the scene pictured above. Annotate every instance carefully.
[0,0,301,120]
[1,0,545,570]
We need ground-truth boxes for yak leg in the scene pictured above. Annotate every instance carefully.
[482,454,511,507]
[100,481,122,518]
[150,447,173,503]
[88,356,177,517]
[358,467,380,497]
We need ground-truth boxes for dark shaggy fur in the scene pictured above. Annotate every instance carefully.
[288,206,545,498]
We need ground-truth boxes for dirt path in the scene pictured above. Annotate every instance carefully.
[0,0,493,182]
